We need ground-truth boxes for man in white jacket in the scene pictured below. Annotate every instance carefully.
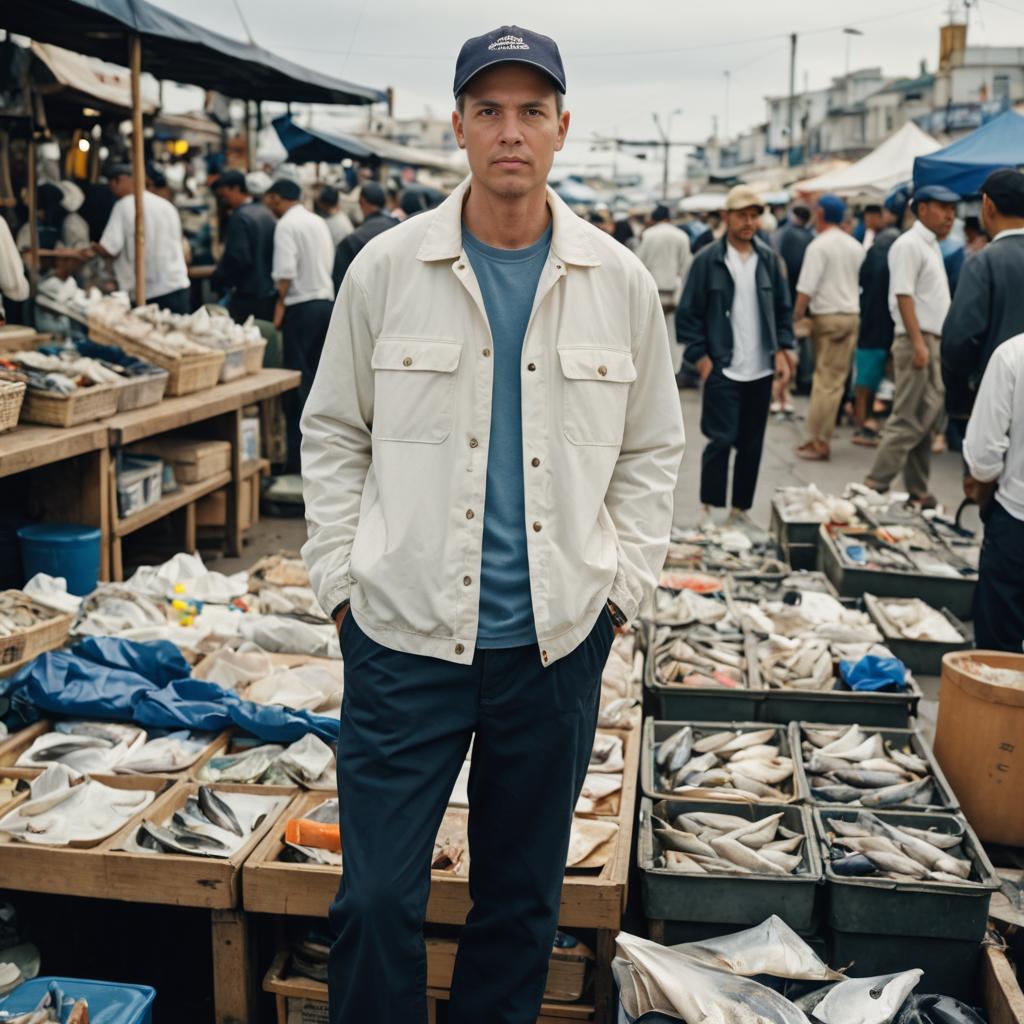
[637,203,692,369]
[300,24,684,1024]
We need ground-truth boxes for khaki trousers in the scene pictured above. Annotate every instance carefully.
[869,332,945,498]
[805,313,859,443]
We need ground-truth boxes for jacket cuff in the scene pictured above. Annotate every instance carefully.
[319,579,351,621]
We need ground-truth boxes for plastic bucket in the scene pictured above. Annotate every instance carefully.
[16,523,101,596]
[0,976,155,1023]
[934,650,1024,846]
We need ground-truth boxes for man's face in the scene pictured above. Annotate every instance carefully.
[110,174,132,198]
[265,193,285,219]
[981,194,998,237]
[864,211,883,232]
[725,207,761,243]
[215,185,245,211]
[918,200,956,240]
[452,64,569,201]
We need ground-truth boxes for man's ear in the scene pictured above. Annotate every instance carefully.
[452,109,466,150]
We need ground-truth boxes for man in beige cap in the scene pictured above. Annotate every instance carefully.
[678,185,795,524]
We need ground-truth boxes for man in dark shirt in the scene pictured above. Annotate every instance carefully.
[211,170,278,323]
[331,181,396,291]
[852,191,904,445]
[942,168,1024,420]
[775,204,813,303]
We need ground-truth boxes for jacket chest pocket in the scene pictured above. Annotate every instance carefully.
[558,347,637,447]
[371,338,462,443]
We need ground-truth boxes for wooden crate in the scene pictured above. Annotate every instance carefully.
[244,707,641,929]
[0,772,33,819]
[195,459,267,531]
[19,382,120,427]
[0,720,53,767]
[0,593,73,667]
[984,945,1024,1024]
[101,780,296,908]
[131,438,231,483]
[0,774,173,898]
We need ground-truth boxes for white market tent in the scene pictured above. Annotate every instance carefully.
[679,192,729,213]
[794,122,941,197]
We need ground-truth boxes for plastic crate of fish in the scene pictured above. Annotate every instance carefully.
[645,621,763,723]
[815,806,998,942]
[770,496,823,548]
[863,594,972,678]
[664,528,788,579]
[792,723,959,812]
[638,797,822,933]
[726,571,838,604]
[641,719,806,804]
[817,524,977,621]
[757,674,923,729]
[0,977,156,1024]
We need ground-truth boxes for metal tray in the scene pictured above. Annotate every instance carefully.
[818,525,977,620]
[638,797,823,932]
[814,806,998,942]
[863,593,973,677]
[791,722,960,812]
[640,718,805,804]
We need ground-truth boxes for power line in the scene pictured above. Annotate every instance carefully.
[230,0,256,45]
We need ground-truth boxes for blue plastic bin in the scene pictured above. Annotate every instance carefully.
[16,523,101,597]
[0,976,155,1023]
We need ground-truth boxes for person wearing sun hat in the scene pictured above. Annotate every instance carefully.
[302,24,684,1024]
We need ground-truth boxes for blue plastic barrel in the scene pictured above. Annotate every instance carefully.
[16,523,101,596]
[0,976,155,1023]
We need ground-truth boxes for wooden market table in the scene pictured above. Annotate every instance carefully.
[0,369,299,583]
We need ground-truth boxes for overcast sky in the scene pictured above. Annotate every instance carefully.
[159,0,1024,149]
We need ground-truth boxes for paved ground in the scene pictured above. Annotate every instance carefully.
[209,385,958,734]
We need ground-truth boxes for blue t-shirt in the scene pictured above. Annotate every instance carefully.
[462,222,552,648]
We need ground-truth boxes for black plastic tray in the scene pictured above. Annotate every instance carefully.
[792,722,959,812]
[863,593,972,677]
[814,806,998,942]
[638,797,823,932]
[640,718,805,804]
[757,675,923,728]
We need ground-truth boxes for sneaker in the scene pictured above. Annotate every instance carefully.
[770,401,783,414]
[852,427,881,447]
[727,509,755,528]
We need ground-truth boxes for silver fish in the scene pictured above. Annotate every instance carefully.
[198,786,243,836]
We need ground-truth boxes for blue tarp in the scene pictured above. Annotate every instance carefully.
[913,109,1024,197]
[272,115,377,165]
[839,654,909,693]
[0,637,337,744]
[2,0,385,106]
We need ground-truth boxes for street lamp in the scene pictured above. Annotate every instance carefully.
[843,27,864,81]
[653,107,684,201]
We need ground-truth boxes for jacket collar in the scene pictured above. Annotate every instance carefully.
[416,175,601,267]
[711,233,772,264]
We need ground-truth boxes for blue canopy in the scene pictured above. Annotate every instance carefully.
[2,0,386,106]
[913,109,1024,197]
[272,115,377,164]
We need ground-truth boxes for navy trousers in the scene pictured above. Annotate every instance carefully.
[700,369,773,510]
[282,298,333,473]
[329,609,614,1024]
[974,499,1024,652]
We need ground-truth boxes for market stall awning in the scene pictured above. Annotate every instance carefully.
[30,40,158,113]
[797,122,940,198]
[913,109,1024,197]
[2,0,386,105]
[273,114,377,164]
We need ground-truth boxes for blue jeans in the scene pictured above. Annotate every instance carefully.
[329,608,615,1024]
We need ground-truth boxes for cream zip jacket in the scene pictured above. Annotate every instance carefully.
[301,177,685,667]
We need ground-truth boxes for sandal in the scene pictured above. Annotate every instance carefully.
[796,441,830,461]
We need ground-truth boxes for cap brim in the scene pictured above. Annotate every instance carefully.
[454,57,566,98]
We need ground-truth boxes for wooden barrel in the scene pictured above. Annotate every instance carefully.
[934,651,1024,846]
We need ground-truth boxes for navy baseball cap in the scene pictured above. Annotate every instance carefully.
[453,25,566,98]
[818,193,847,224]
[914,184,961,204]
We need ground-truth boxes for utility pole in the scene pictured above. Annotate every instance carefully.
[724,70,731,139]
[787,32,798,167]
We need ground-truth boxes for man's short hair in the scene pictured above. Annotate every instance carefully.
[319,185,340,207]
[790,204,811,225]
[455,90,564,117]
[360,181,387,209]
[106,162,133,180]
[267,179,301,202]
[863,204,882,215]
[213,170,248,193]
[651,204,671,223]
[982,168,1024,218]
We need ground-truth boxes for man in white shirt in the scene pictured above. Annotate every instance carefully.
[94,164,190,312]
[637,204,692,368]
[677,185,795,523]
[315,185,355,248]
[792,194,865,460]
[266,178,336,473]
[963,331,1024,652]
[866,185,958,506]
[0,216,29,324]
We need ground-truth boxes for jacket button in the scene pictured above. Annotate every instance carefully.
[531,457,540,467]
[542,650,549,662]
[402,356,413,367]
[527,362,536,371]
[455,643,465,655]
[469,437,479,448]
[465,509,475,519]
[482,348,491,357]
[463,575,472,586]
[597,365,608,376]
[532,521,542,532]
[456,263,465,270]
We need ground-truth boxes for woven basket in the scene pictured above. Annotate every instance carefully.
[216,342,248,383]
[0,590,74,667]
[116,370,169,412]
[20,382,121,428]
[0,380,26,433]
[114,335,225,397]
[243,338,268,375]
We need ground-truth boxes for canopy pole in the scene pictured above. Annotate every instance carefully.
[27,87,39,298]
[129,33,146,305]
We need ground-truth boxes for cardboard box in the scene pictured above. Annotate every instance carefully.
[131,439,231,483]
